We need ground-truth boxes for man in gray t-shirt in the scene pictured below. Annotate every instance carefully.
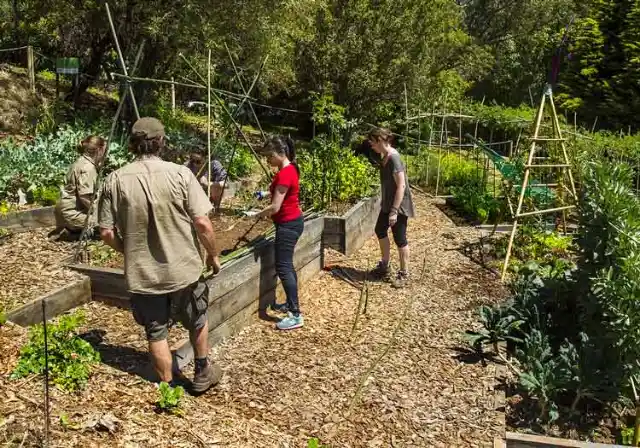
[366,129,415,288]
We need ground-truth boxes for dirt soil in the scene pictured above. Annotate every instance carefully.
[0,227,81,312]
[0,192,510,447]
[91,214,274,269]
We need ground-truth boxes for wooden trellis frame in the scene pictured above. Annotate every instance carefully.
[500,84,578,281]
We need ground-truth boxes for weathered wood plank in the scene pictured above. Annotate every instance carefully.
[322,196,380,256]
[506,432,626,448]
[69,264,128,300]
[207,216,323,299]
[0,206,56,231]
[7,277,92,326]
[175,252,322,369]
[207,237,321,326]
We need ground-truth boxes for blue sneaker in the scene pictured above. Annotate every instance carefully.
[276,312,304,330]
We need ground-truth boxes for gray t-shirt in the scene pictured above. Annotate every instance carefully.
[380,151,415,217]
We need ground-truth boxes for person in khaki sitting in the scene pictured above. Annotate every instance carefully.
[54,135,106,239]
[98,117,223,393]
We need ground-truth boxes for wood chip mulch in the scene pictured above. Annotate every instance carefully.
[0,228,81,312]
[0,192,509,447]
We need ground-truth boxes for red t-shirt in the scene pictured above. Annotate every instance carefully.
[270,164,302,224]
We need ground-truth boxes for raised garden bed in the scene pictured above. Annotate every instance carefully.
[323,195,380,256]
[86,210,274,270]
[7,277,91,326]
[0,227,82,316]
[0,205,56,231]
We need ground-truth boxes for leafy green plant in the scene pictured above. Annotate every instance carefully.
[11,311,100,392]
[307,437,329,448]
[28,185,61,206]
[619,424,635,446]
[299,96,375,210]
[519,356,566,422]
[463,305,524,355]
[156,382,185,415]
[451,180,502,224]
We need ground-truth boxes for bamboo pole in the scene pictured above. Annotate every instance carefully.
[225,43,267,141]
[426,105,435,187]
[404,83,409,170]
[110,72,249,101]
[501,87,548,281]
[179,54,271,178]
[548,90,578,199]
[517,205,574,218]
[105,2,139,120]
[171,76,176,115]
[27,46,35,93]
[458,103,463,163]
[434,111,446,196]
[207,49,212,199]
[73,42,145,261]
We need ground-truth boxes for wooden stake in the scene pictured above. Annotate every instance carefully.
[105,2,140,120]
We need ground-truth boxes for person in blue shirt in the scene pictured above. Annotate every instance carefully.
[184,152,228,209]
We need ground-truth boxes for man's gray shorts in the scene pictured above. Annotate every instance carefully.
[130,280,209,342]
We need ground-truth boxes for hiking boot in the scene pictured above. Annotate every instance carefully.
[392,270,410,289]
[192,362,223,394]
[369,260,391,281]
[276,312,304,331]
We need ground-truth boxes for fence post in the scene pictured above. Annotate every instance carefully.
[27,45,35,93]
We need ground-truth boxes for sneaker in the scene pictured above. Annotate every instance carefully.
[392,271,410,289]
[271,302,290,314]
[369,260,391,281]
[192,362,223,394]
[276,312,304,330]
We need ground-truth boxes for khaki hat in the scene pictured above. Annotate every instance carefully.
[131,117,165,139]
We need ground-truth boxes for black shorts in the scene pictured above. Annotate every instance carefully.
[130,280,209,342]
[375,211,408,248]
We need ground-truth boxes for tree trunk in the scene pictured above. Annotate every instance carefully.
[67,36,110,106]
[12,0,19,48]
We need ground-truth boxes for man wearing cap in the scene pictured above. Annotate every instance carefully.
[98,117,222,393]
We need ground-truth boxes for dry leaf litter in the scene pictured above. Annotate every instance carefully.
[0,193,508,447]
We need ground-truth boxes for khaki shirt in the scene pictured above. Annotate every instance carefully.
[98,156,213,294]
[59,155,98,214]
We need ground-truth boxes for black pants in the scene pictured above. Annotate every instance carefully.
[375,211,408,248]
[274,217,304,315]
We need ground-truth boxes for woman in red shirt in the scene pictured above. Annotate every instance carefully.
[257,135,304,330]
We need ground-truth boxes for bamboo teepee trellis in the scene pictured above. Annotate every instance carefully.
[501,84,578,280]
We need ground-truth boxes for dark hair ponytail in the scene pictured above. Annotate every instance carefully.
[284,135,299,174]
